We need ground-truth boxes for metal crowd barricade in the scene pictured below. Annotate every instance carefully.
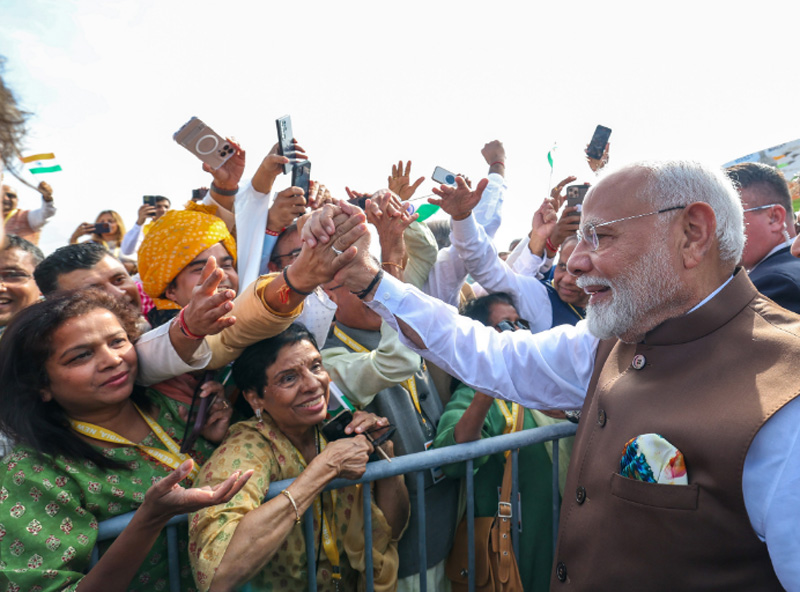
[92,421,577,592]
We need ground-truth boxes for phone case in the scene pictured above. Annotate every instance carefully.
[173,116,235,170]
[292,161,311,197]
[586,125,612,160]
[321,410,353,442]
[432,166,457,186]
[276,115,294,175]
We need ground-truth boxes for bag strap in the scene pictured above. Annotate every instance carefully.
[494,408,524,583]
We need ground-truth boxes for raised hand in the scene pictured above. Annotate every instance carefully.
[481,140,506,175]
[267,187,306,233]
[37,180,54,201]
[287,203,369,291]
[430,176,490,221]
[252,140,309,194]
[136,203,157,226]
[586,142,610,173]
[550,175,577,209]
[140,459,253,523]
[366,190,418,271]
[307,181,334,210]
[388,160,425,200]
[204,139,246,192]
[181,257,237,337]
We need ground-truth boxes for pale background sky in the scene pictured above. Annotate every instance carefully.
[3,0,799,257]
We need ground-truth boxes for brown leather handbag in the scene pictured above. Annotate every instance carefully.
[445,413,524,592]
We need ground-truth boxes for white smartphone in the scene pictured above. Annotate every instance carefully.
[432,166,457,187]
[173,116,235,170]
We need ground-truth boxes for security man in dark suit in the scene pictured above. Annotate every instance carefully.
[727,161,800,314]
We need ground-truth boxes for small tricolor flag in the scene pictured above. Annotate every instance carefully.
[21,153,62,174]
[547,143,557,170]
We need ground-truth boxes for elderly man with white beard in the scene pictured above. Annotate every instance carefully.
[303,160,800,591]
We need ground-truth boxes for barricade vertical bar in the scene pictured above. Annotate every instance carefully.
[416,471,427,592]
[466,458,476,592]
[166,524,180,592]
[511,449,520,560]
[552,437,560,552]
[304,507,316,591]
[363,481,374,592]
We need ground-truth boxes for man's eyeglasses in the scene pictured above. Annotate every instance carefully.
[0,270,33,284]
[743,203,780,214]
[576,206,686,252]
[3,192,17,199]
[270,248,302,267]
[495,319,530,332]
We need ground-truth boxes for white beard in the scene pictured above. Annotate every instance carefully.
[577,240,683,342]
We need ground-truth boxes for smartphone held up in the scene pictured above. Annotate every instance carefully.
[173,116,235,170]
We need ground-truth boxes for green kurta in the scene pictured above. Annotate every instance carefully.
[0,389,216,591]
[432,384,558,592]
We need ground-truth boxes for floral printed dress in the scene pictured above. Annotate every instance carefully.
[0,390,216,592]
[188,415,399,592]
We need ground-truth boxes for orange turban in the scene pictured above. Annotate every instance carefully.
[138,203,236,311]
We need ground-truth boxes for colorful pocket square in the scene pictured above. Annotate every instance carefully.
[620,433,687,485]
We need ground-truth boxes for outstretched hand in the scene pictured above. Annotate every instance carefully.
[430,176,489,221]
[388,160,425,200]
[366,190,417,267]
[550,175,577,209]
[141,459,253,524]
[181,257,237,337]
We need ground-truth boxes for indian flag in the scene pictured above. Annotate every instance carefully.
[21,153,62,174]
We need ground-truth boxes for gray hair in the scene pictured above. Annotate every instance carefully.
[601,160,745,264]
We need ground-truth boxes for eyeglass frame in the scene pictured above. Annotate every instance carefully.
[495,319,530,332]
[742,203,781,214]
[269,247,302,267]
[576,205,687,252]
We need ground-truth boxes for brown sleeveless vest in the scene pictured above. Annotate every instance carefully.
[551,270,799,590]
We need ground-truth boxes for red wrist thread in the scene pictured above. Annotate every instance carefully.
[177,308,205,340]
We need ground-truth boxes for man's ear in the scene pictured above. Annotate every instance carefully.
[679,202,717,269]
[267,261,279,274]
[768,204,788,230]
[40,389,52,403]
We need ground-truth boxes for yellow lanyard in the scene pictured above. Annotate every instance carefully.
[494,399,522,459]
[566,302,585,320]
[333,325,426,423]
[494,400,521,435]
[68,404,200,484]
[3,209,18,224]
[298,431,341,579]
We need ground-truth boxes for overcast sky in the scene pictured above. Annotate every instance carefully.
[3,0,800,256]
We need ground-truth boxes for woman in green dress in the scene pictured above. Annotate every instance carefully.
[433,293,572,592]
[0,289,251,592]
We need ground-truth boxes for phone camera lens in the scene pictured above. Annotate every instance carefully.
[446,175,455,184]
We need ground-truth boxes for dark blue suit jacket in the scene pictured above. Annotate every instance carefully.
[748,245,800,315]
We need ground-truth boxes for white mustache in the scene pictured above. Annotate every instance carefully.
[576,276,613,290]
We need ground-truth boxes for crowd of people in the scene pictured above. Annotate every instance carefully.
[2,55,800,592]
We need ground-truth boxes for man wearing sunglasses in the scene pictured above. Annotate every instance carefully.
[311,160,800,590]
[726,162,800,314]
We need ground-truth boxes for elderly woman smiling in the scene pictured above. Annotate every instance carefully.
[189,325,409,592]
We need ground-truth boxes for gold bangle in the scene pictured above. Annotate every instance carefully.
[381,261,405,271]
[281,489,301,524]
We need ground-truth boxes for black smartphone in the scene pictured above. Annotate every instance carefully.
[566,184,590,209]
[191,188,208,201]
[276,115,294,175]
[292,160,311,199]
[321,409,353,442]
[143,195,157,207]
[586,125,612,160]
[180,371,218,453]
[93,223,111,234]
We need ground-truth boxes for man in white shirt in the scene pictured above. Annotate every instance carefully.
[304,160,800,590]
